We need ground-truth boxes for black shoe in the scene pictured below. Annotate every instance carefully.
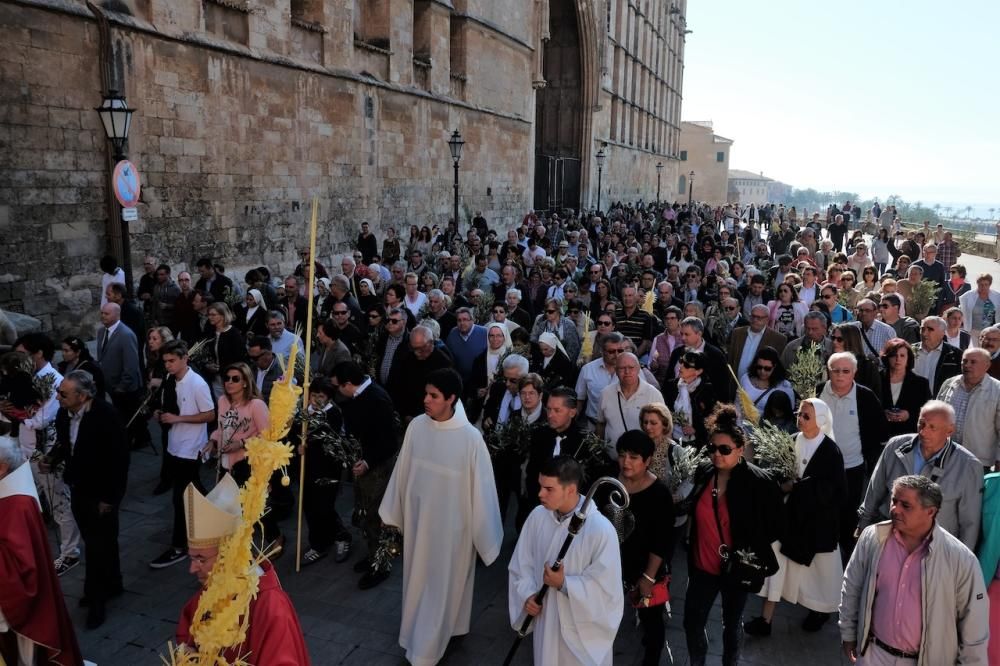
[149,548,188,569]
[802,611,829,632]
[80,584,123,607]
[358,569,390,590]
[743,616,772,637]
[333,540,352,564]
[152,481,171,496]
[86,603,106,630]
[353,557,371,573]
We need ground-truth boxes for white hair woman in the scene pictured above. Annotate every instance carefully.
[744,398,847,636]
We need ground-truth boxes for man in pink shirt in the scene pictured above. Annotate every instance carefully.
[839,475,988,664]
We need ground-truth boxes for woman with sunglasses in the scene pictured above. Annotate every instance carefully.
[940,263,971,315]
[682,404,783,666]
[739,346,794,413]
[529,298,581,363]
[663,350,714,447]
[744,399,846,637]
[830,323,883,396]
[767,283,807,340]
[879,337,931,438]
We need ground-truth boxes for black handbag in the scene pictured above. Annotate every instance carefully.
[710,473,770,593]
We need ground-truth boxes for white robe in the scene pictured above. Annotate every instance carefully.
[508,502,624,666]
[379,404,504,666]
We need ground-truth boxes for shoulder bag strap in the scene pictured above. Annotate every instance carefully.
[710,472,730,560]
[860,326,880,358]
[616,391,628,432]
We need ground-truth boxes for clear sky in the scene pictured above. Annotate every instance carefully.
[681,0,999,211]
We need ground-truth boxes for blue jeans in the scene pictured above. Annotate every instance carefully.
[683,566,749,666]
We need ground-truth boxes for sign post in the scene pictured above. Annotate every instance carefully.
[111,160,141,297]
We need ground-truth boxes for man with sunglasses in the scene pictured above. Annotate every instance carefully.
[575,332,626,432]
[913,316,962,395]
[728,304,787,378]
[858,401,982,550]
[879,294,920,345]
[375,307,410,386]
[851,298,895,360]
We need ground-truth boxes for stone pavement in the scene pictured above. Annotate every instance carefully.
[53,421,849,665]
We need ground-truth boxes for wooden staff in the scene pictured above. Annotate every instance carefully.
[295,196,319,572]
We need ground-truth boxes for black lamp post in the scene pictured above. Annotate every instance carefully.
[655,162,663,206]
[95,90,136,296]
[595,149,606,213]
[687,170,695,210]
[448,129,464,237]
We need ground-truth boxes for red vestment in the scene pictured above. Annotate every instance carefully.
[0,490,83,666]
[176,563,311,665]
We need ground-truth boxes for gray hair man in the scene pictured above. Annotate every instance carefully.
[482,354,530,431]
[595,352,663,458]
[936,347,1000,469]
[840,475,988,664]
[819,351,888,566]
[575,332,625,432]
[914,315,963,395]
[858,401,983,549]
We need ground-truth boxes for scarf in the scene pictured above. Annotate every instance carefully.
[672,377,698,440]
[539,331,567,358]
[484,323,511,385]
[245,289,264,322]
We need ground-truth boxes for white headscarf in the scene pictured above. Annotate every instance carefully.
[245,289,264,322]
[316,277,331,296]
[795,398,835,476]
[359,278,375,296]
[539,331,567,358]
[485,323,512,385]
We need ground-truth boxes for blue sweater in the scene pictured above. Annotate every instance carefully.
[445,325,488,379]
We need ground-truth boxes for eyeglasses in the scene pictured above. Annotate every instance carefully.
[387,318,404,324]
[504,376,520,384]
[856,307,874,314]
[545,309,558,314]
[248,353,264,361]
[368,313,382,319]
[842,277,855,282]
[680,361,698,369]
[823,294,836,300]
[724,306,738,312]
[756,365,774,372]
[333,310,349,316]
[224,375,243,383]
[705,443,736,455]
[795,411,811,421]
[603,348,624,355]
[598,320,613,327]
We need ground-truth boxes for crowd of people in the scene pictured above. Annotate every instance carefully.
[2,199,1000,665]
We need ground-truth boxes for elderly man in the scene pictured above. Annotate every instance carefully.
[97,301,145,447]
[445,307,488,380]
[729,304,788,377]
[858,401,983,550]
[780,311,832,370]
[576,332,625,432]
[913,315,962,395]
[818,352,887,565]
[482,354,530,431]
[426,289,457,339]
[340,255,363,297]
[265,311,305,366]
[981,325,1000,378]
[707,296,749,348]
[959,273,1000,343]
[493,264,525,304]
[0,434,83,666]
[45,371,128,629]
[937,347,1000,469]
[852,298,895,359]
[595,352,663,457]
[878,294,919,344]
[376,307,410,386]
[388,325,453,421]
[840,476,988,665]
[665,317,734,401]
[911,243,947,292]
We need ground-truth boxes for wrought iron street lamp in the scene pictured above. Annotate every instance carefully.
[655,162,663,206]
[95,90,134,162]
[95,89,136,296]
[595,149,606,213]
[448,129,465,237]
[687,170,695,210]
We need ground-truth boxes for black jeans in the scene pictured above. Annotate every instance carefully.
[683,567,749,666]
[839,464,866,567]
[303,466,351,552]
[493,450,523,524]
[169,453,204,549]
[638,604,666,665]
[354,459,394,557]
[70,492,122,604]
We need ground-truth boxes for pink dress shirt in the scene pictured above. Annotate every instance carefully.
[871,529,931,654]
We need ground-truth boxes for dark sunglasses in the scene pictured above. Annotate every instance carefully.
[368,313,382,319]
[795,411,811,421]
[387,318,405,324]
[545,309,558,314]
[598,320,613,326]
[705,443,736,455]
[333,310,349,316]
[756,364,774,372]
[224,375,243,383]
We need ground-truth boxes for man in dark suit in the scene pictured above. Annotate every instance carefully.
[728,304,789,377]
[387,325,453,422]
[98,302,146,449]
[193,257,236,304]
[44,370,128,629]
[492,265,526,306]
[105,282,145,345]
[375,308,411,387]
[664,317,735,401]
[331,361,400,590]
[248,336,287,402]
[914,316,963,396]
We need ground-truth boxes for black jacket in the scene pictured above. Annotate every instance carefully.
[341,382,399,469]
[524,425,588,501]
[530,348,578,391]
[663,377,715,446]
[879,371,932,438]
[51,398,129,505]
[387,348,453,418]
[683,459,783,588]
[816,381,888,468]
[665,342,734,402]
[779,436,846,565]
[194,272,235,304]
[914,341,963,396]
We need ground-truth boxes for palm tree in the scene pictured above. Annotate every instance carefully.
[964,205,973,220]
[989,207,996,221]
[943,206,954,220]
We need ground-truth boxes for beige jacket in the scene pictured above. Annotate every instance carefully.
[838,521,989,665]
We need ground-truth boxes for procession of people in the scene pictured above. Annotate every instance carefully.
[3,199,1000,664]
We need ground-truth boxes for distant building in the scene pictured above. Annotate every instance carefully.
[678,121,733,205]
[728,169,773,205]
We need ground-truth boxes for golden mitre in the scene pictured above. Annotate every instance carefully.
[183,475,242,549]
